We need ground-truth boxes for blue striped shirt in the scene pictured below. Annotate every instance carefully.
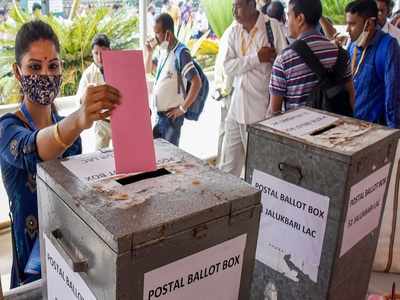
[269,30,352,110]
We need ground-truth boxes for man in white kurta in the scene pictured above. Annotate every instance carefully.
[77,34,111,150]
[219,0,288,177]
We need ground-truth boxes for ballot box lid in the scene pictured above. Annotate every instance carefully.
[248,108,400,163]
[37,140,260,254]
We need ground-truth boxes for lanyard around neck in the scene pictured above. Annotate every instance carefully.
[351,46,368,78]
[155,51,171,83]
[240,27,258,56]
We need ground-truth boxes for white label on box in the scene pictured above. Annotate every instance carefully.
[44,234,96,300]
[252,169,330,283]
[340,164,391,256]
[260,109,339,137]
[143,234,247,300]
[61,151,116,183]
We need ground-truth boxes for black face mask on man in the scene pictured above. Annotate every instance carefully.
[18,72,62,106]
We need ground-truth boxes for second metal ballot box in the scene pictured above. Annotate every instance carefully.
[246,108,400,300]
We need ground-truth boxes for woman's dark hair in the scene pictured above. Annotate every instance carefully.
[289,0,322,26]
[15,20,60,65]
[91,33,111,49]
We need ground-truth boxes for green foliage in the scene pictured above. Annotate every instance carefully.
[323,0,351,25]
[0,4,138,104]
[175,18,218,71]
[200,0,233,38]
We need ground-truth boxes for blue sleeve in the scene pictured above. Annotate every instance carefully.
[64,137,82,158]
[384,40,400,128]
[0,115,41,174]
[178,48,200,81]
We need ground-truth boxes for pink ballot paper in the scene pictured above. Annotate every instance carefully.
[102,50,156,175]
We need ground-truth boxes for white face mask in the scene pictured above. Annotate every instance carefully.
[355,18,374,48]
[159,32,170,50]
[355,30,369,48]
[160,40,169,50]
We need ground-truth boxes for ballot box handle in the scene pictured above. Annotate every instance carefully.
[278,162,303,184]
[50,229,89,273]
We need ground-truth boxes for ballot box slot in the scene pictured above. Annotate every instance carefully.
[310,124,337,136]
[116,168,171,186]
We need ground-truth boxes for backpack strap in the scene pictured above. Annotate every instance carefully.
[375,34,393,82]
[174,43,186,73]
[265,20,275,48]
[174,43,188,98]
[290,40,328,81]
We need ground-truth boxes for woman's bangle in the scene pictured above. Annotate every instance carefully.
[53,122,70,149]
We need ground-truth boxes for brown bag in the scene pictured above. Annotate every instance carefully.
[373,140,400,273]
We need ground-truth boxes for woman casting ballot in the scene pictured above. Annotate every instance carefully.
[0,20,121,288]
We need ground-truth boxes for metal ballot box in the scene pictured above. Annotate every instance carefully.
[245,108,400,300]
[37,140,261,300]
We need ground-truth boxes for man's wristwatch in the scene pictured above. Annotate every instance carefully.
[179,105,187,113]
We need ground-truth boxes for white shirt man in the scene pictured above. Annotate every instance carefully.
[77,63,105,98]
[77,34,111,150]
[213,23,235,165]
[219,11,287,177]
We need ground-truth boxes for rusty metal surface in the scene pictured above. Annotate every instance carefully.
[37,139,260,254]
[249,108,396,164]
[37,139,262,299]
[245,109,400,300]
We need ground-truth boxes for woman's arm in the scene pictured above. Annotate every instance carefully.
[37,84,121,161]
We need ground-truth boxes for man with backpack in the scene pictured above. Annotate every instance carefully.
[346,0,400,128]
[269,0,355,116]
[219,0,287,177]
[145,13,206,146]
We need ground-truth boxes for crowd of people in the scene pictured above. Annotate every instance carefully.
[1,0,400,290]
[215,0,400,176]
[147,0,212,40]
